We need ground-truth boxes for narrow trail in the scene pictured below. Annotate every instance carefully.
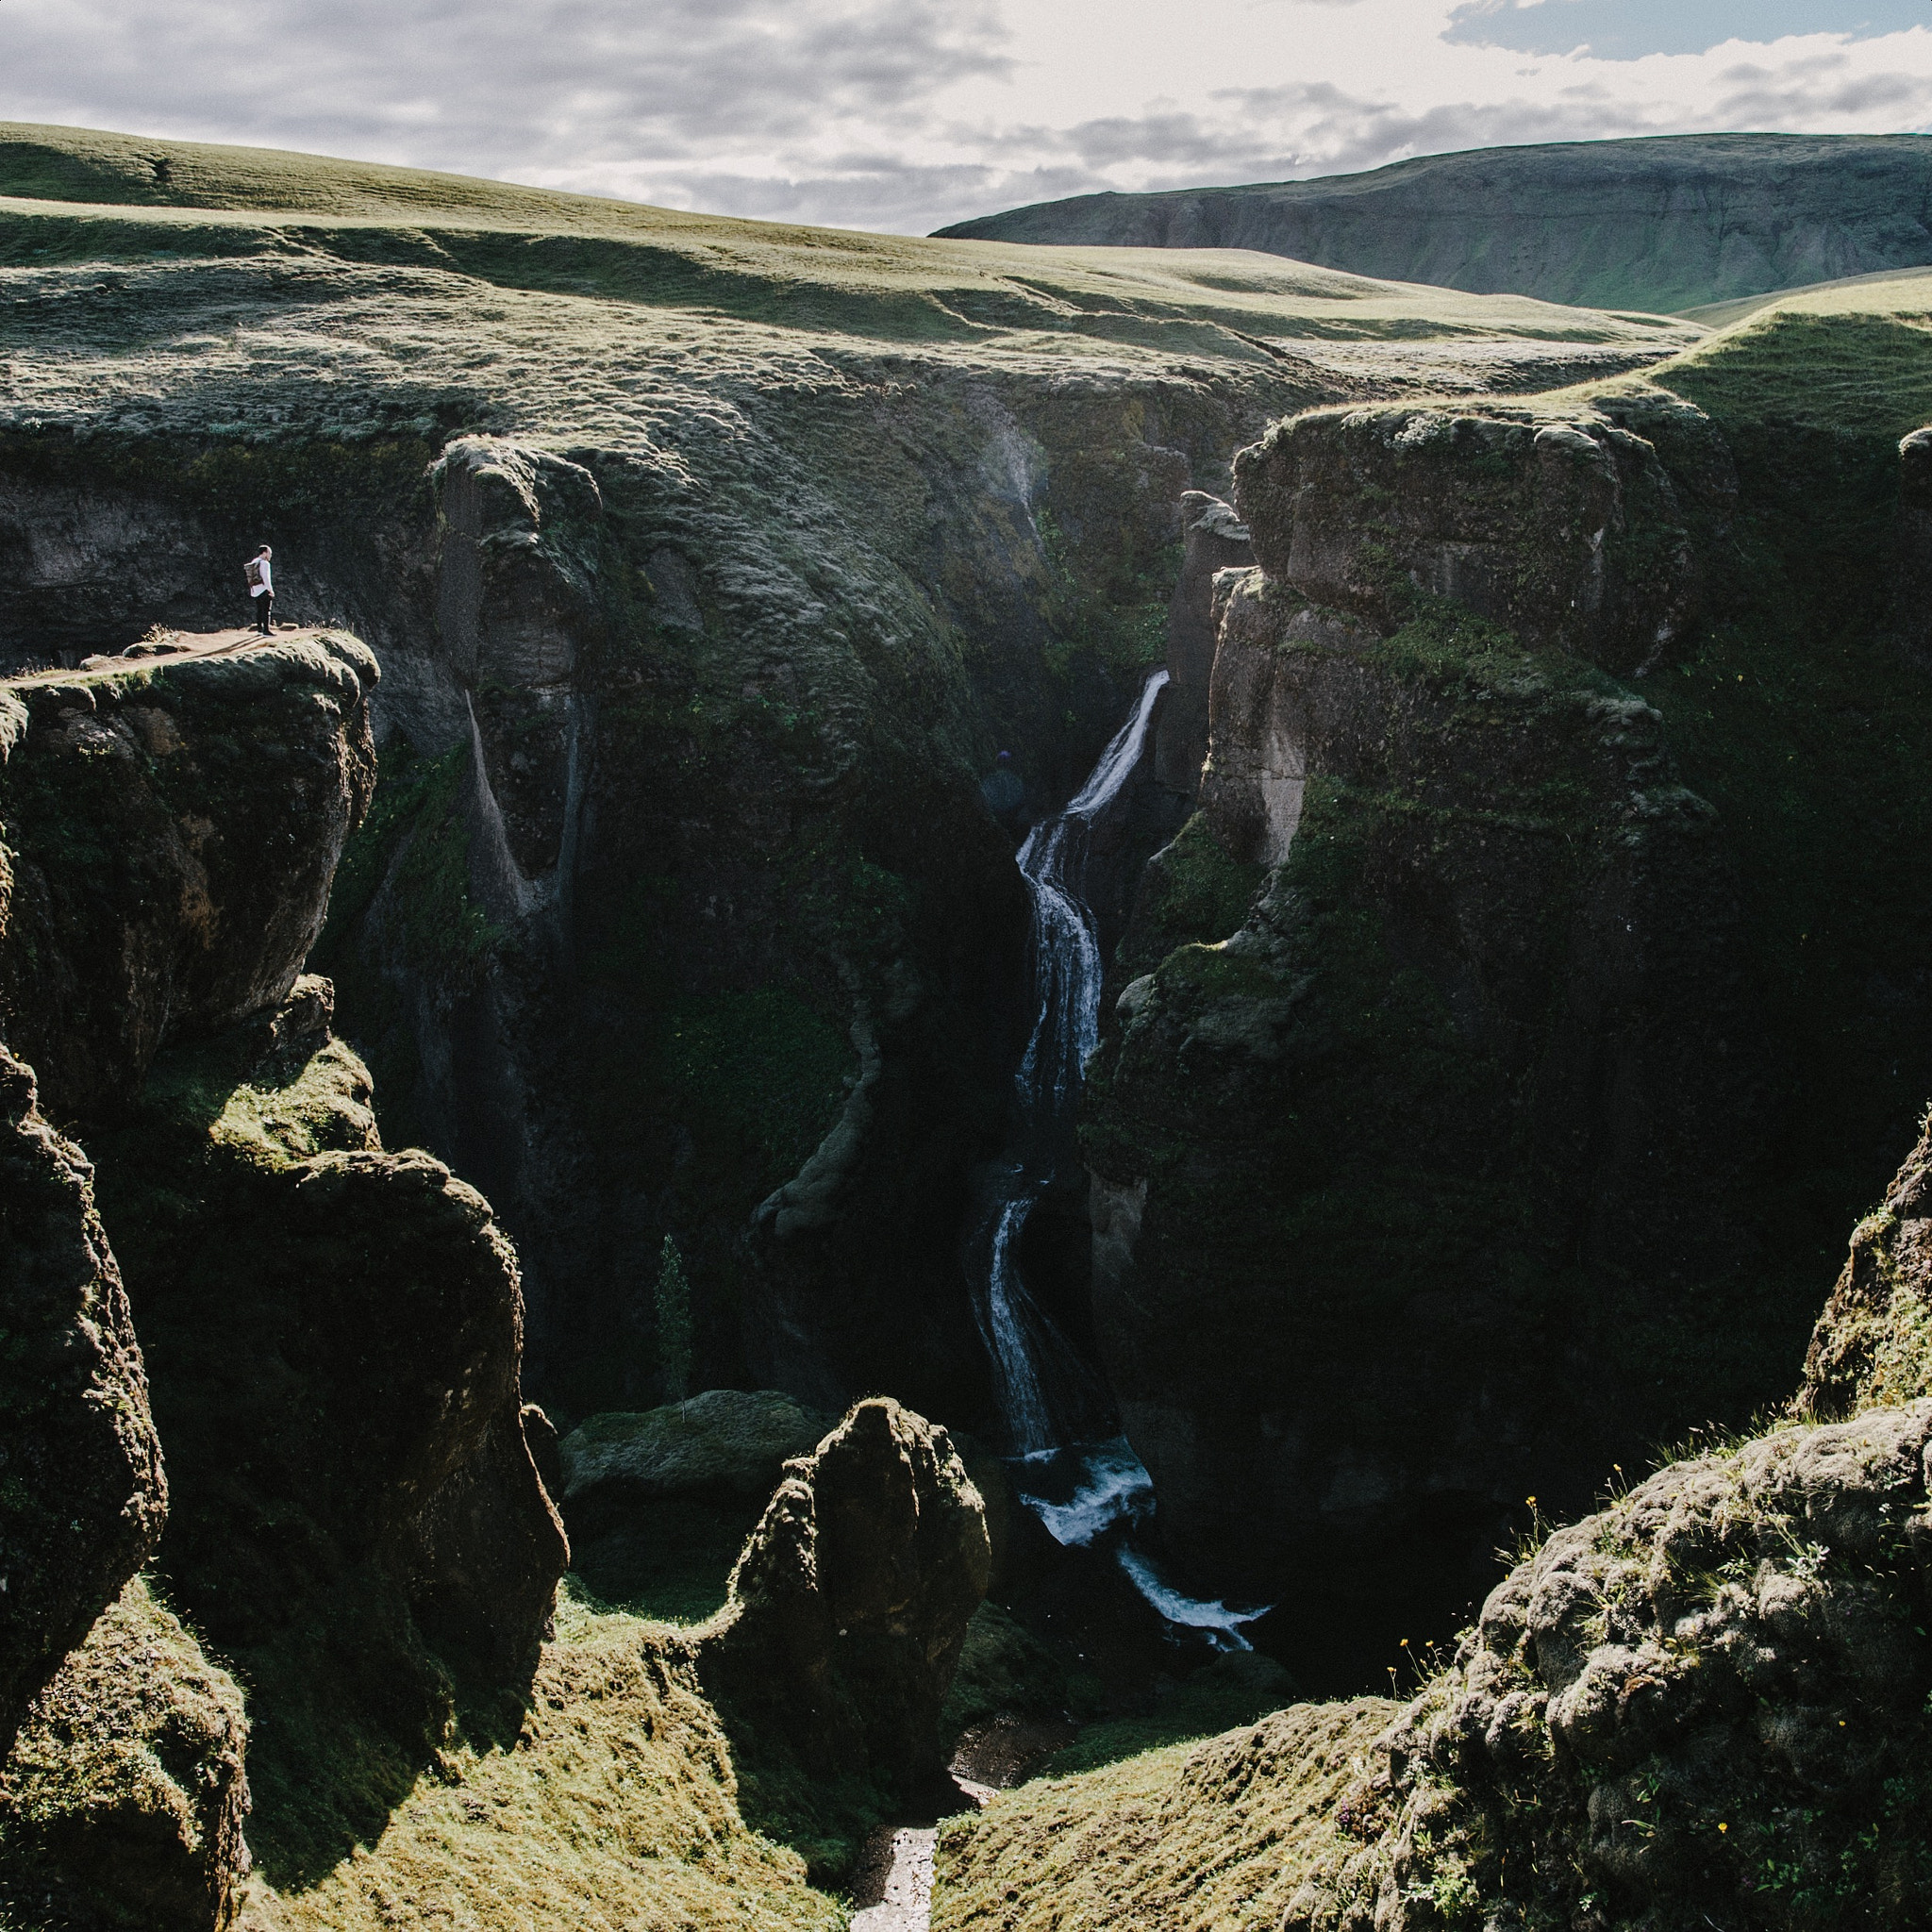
[850,1826,938,1932]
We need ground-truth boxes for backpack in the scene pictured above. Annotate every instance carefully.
[245,558,265,588]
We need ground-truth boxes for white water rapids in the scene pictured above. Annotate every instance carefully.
[966,669,1269,1649]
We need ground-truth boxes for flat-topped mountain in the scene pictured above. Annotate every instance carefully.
[935,132,1932,316]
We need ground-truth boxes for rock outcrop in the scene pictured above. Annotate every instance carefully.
[558,1389,837,1624]
[560,1389,838,1510]
[1798,1108,1932,1424]
[703,1398,990,1802]
[0,1048,165,1757]
[1897,425,1932,666]
[1284,1402,1932,1932]
[1231,405,1709,677]
[88,978,567,1764]
[1085,292,1932,1661]
[0,1576,250,1932]
[0,634,379,1123]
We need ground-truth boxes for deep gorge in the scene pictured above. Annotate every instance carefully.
[6,122,1932,1932]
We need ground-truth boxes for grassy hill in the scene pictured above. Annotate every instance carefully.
[0,122,1698,388]
[934,132,1932,317]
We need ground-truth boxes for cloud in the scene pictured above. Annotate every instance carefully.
[2,0,1931,235]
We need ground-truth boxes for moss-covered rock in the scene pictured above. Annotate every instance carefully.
[86,981,566,1883]
[0,1046,164,1758]
[1089,286,1932,1662]
[558,1389,837,1625]
[701,1398,990,1841]
[1232,405,1703,676]
[1282,1401,1932,1932]
[1088,576,1764,1667]
[560,1389,835,1506]
[1798,1110,1932,1423]
[0,1575,248,1932]
[0,633,377,1124]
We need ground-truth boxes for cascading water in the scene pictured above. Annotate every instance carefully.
[967,667,1268,1649]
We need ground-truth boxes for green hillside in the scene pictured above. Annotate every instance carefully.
[0,123,1699,366]
[935,132,1932,316]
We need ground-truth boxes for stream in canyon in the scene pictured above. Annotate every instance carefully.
[967,667,1268,1650]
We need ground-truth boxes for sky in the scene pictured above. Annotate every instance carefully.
[5,0,1932,235]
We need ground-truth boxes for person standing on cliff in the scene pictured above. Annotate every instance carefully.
[245,544,274,634]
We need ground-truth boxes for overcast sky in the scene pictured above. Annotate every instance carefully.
[7,0,1932,234]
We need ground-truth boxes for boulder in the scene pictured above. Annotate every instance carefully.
[702,1398,990,1798]
[0,633,378,1124]
[559,1389,836,1507]
[0,1046,165,1757]
[1284,1402,1932,1932]
[0,1576,248,1932]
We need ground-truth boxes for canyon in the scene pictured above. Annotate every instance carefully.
[0,119,1929,1932]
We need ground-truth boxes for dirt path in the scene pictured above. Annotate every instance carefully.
[850,1826,937,1932]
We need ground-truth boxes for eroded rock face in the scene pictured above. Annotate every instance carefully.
[1153,491,1253,794]
[0,1576,249,1932]
[1231,406,1714,676]
[1799,1110,1932,1423]
[0,1047,165,1757]
[1287,1403,1932,1932]
[87,981,566,1838]
[0,634,378,1123]
[702,1398,990,1797]
[1087,560,1764,1661]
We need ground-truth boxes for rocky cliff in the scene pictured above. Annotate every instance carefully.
[1087,274,1932,1669]
[935,133,1932,317]
[0,638,576,1925]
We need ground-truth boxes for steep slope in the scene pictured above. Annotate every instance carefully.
[1083,271,1932,1669]
[0,122,1694,1438]
[938,1097,1932,1932]
[935,134,1932,316]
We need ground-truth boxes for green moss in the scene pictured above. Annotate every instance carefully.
[932,1698,1391,1932]
[0,1574,247,1932]
[1116,810,1264,975]
[1037,508,1178,682]
[660,990,854,1185]
[940,1603,1070,1744]
[267,1586,845,1932]
[318,741,499,984]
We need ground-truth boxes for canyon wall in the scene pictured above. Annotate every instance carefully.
[1089,306,1932,1669]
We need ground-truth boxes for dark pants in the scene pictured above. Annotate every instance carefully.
[253,591,274,633]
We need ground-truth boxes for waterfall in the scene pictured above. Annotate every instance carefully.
[966,670,1167,1457]
[966,666,1271,1648]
